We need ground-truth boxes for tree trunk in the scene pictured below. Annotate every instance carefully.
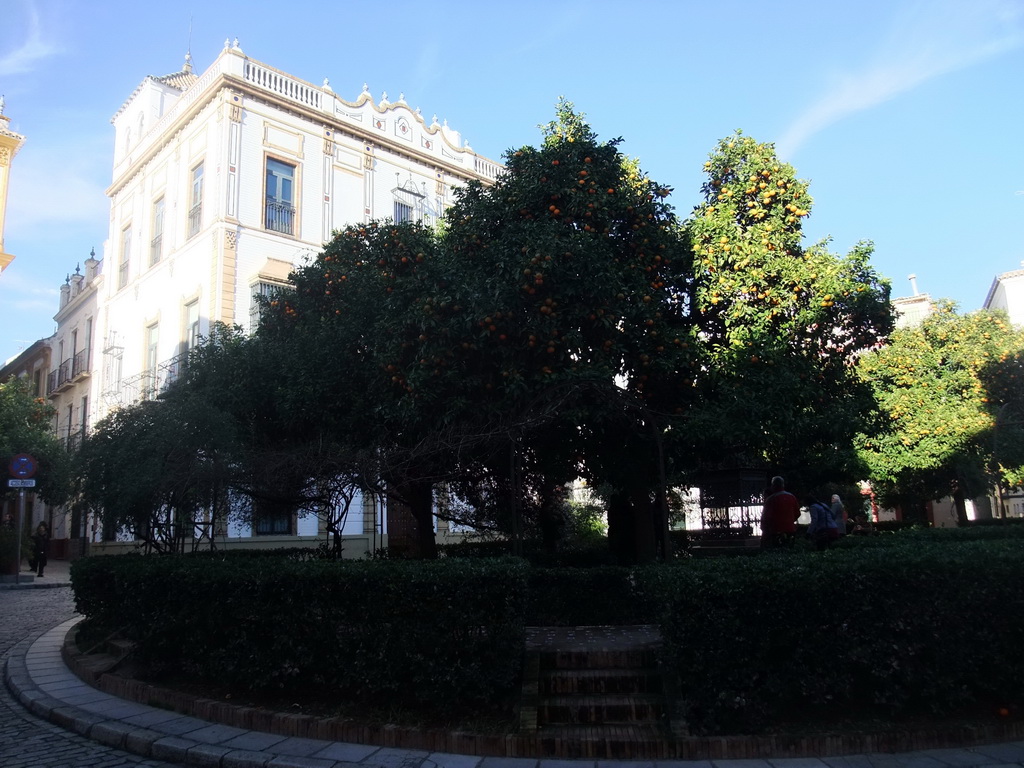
[630,488,658,564]
[538,485,565,555]
[654,486,671,560]
[606,490,633,564]
[410,481,438,559]
[951,479,969,527]
[607,488,658,564]
[388,480,438,559]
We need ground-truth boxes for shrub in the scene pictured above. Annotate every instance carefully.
[72,554,528,713]
[644,539,1024,734]
[72,527,1024,734]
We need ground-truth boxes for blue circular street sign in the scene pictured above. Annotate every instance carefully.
[9,453,37,479]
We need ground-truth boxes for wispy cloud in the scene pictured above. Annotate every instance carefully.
[777,0,1024,158]
[0,1,58,77]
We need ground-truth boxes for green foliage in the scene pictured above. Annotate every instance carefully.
[73,528,1024,734]
[681,133,893,484]
[565,500,607,541]
[857,304,1024,506]
[525,565,650,625]
[0,377,70,505]
[71,108,895,564]
[980,347,1024,488]
[74,394,236,552]
[72,554,528,712]
[645,535,1024,734]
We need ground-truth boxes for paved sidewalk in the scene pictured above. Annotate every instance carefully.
[7,612,1024,768]
[0,575,177,767]
[0,556,73,589]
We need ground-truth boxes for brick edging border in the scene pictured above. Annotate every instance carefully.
[61,625,1024,761]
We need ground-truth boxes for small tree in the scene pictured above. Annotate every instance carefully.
[980,348,1024,494]
[857,303,1024,522]
[75,395,235,553]
[0,377,70,506]
[680,132,893,489]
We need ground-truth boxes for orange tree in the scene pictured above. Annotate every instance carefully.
[255,219,452,557]
[253,116,895,561]
[254,102,693,562]
[435,101,693,562]
[679,132,893,491]
[856,304,1024,522]
[981,347,1024,491]
[75,394,237,553]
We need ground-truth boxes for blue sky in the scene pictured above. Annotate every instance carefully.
[1,0,1022,364]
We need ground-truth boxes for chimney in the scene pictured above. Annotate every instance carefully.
[908,274,919,296]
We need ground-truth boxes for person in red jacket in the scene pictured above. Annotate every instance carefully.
[760,476,800,549]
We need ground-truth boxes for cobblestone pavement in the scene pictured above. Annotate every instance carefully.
[0,586,177,768]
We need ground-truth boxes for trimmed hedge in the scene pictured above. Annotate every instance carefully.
[643,539,1024,734]
[72,555,528,712]
[526,566,650,626]
[71,529,1024,734]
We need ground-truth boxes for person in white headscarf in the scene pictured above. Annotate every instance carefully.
[830,494,847,536]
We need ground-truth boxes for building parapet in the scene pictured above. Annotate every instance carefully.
[110,45,501,194]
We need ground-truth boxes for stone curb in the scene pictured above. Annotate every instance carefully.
[3,622,395,768]
[0,577,72,590]
[9,617,1024,767]
[64,628,1024,763]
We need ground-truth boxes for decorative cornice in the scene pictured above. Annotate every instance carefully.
[107,51,501,199]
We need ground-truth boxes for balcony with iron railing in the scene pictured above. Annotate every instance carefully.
[106,352,188,407]
[160,352,188,390]
[265,199,295,235]
[48,358,72,395]
[71,348,91,380]
[66,429,87,452]
[48,349,92,396]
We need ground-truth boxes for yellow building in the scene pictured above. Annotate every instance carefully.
[0,97,26,273]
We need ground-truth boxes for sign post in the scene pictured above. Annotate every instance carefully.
[8,454,38,585]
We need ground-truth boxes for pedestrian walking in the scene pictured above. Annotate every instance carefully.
[28,522,49,577]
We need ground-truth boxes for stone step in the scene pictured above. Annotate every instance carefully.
[538,693,665,726]
[540,667,662,696]
[105,637,135,659]
[534,724,671,759]
[538,648,659,670]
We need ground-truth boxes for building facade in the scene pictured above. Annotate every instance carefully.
[0,337,53,549]
[983,263,1024,327]
[74,42,500,554]
[0,97,26,273]
[891,274,932,329]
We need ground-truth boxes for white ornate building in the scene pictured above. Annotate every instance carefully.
[65,42,501,554]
